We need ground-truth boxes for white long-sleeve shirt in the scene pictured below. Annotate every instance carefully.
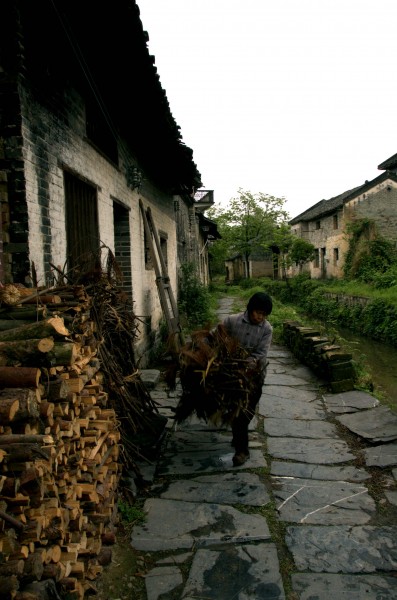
[223,310,273,377]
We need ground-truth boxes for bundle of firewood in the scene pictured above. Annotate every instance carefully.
[175,324,262,426]
[0,284,122,599]
[0,270,163,599]
[86,276,163,468]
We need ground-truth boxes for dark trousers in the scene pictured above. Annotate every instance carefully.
[231,383,263,453]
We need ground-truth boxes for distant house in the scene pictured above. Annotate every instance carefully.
[0,0,217,365]
[288,154,397,279]
[193,190,222,285]
[225,250,275,283]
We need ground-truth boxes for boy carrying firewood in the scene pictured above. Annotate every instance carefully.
[176,291,273,467]
[223,291,273,465]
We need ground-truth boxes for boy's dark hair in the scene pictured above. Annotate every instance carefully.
[247,292,273,315]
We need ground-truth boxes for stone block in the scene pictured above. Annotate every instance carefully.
[328,361,355,381]
[330,379,355,393]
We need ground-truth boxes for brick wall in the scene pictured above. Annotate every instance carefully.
[289,179,397,280]
[344,183,397,241]
[3,81,178,365]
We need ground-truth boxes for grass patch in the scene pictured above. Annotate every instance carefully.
[117,499,146,528]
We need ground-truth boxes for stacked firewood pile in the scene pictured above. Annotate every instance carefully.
[0,276,161,600]
[175,324,262,426]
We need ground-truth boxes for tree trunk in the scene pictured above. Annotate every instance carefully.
[0,395,20,423]
[0,320,33,331]
[43,378,70,402]
[0,338,54,367]
[0,434,53,445]
[0,367,41,388]
[48,342,80,366]
[0,307,47,320]
[0,317,69,342]
[0,575,19,596]
[0,559,25,576]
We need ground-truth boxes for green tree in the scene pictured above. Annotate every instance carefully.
[271,223,295,280]
[207,189,289,278]
[289,237,316,273]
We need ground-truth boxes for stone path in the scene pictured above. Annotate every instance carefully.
[134,297,397,599]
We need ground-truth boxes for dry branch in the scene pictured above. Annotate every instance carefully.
[176,324,263,426]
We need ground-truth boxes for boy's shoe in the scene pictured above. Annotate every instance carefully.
[232,450,250,466]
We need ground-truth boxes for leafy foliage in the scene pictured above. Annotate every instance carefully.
[178,262,213,329]
[207,189,289,277]
[343,219,397,283]
[371,264,397,289]
[262,276,397,347]
[289,237,316,269]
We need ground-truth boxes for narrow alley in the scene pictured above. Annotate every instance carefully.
[132,297,397,600]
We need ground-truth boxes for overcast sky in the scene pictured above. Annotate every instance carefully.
[137,0,397,219]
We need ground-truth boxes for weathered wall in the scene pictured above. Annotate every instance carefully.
[344,180,397,241]
[250,257,275,279]
[288,177,397,280]
[3,80,178,366]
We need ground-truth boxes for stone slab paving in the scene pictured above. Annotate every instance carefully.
[265,372,320,388]
[265,365,318,384]
[268,348,295,359]
[164,435,227,453]
[131,300,397,600]
[364,442,397,467]
[163,428,232,451]
[264,417,339,438]
[267,437,355,463]
[262,383,319,402]
[145,566,183,600]
[181,544,285,600]
[291,573,397,599]
[322,389,380,413]
[272,477,375,524]
[131,498,271,551]
[270,460,370,482]
[161,472,271,506]
[259,395,326,420]
[156,426,267,475]
[285,525,397,573]
[157,447,266,476]
[385,490,397,506]
[175,415,258,433]
[336,405,397,442]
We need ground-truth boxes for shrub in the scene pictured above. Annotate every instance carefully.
[371,265,397,289]
[118,500,146,525]
[178,262,213,329]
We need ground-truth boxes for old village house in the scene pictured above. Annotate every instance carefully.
[288,153,397,279]
[0,0,217,365]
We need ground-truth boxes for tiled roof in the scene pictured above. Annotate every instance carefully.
[289,186,361,224]
[289,170,397,225]
[14,0,202,194]
[378,153,397,171]
[198,214,221,240]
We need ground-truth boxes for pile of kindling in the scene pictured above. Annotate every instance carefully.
[175,324,262,426]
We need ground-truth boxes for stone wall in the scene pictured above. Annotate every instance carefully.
[283,321,356,393]
[288,178,397,281]
[344,182,397,242]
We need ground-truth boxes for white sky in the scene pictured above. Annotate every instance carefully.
[137,0,397,219]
